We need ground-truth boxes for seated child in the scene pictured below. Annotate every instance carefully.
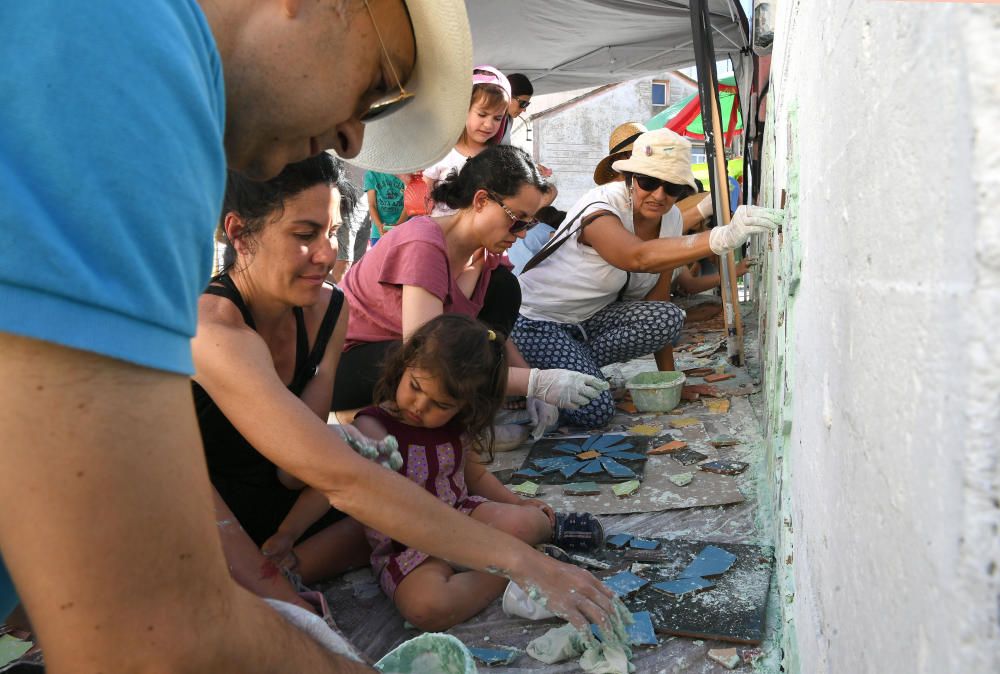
[263,314,602,631]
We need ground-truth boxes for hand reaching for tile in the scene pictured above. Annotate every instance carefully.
[505,553,623,637]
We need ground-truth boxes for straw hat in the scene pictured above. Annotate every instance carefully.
[611,128,697,189]
[346,0,473,174]
[593,122,647,185]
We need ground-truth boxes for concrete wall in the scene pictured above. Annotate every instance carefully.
[758,2,1000,671]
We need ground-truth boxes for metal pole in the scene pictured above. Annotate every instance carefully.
[689,0,745,365]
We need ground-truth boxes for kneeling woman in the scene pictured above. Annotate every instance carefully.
[332,145,608,434]
[514,129,783,428]
[192,153,618,629]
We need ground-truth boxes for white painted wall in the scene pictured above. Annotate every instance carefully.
[762,2,1000,672]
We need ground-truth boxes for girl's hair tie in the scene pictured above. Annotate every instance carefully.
[487,329,497,342]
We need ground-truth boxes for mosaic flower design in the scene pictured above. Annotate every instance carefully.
[530,434,647,480]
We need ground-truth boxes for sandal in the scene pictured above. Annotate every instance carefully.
[553,512,605,552]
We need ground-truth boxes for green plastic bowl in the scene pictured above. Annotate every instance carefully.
[626,370,687,413]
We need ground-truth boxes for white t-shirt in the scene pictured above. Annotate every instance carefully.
[423,148,470,217]
[518,182,683,324]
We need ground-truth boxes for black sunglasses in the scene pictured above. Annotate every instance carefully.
[486,191,538,234]
[631,173,688,197]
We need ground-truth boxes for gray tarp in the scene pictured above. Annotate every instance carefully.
[467,0,749,95]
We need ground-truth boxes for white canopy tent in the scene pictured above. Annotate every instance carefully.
[465,0,750,95]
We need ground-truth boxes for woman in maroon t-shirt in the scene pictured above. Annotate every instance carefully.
[333,146,609,437]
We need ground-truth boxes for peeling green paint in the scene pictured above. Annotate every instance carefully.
[748,99,802,673]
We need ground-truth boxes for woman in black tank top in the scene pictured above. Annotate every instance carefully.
[193,155,622,632]
[192,154,367,612]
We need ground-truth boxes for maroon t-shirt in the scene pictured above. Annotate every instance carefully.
[341,216,508,350]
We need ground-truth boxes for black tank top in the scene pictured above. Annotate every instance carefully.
[192,274,346,545]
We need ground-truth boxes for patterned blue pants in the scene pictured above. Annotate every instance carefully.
[512,301,686,428]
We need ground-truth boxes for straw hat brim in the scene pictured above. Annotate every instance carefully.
[342,0,472,173]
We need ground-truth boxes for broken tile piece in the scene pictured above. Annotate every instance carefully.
[581,435,601,451]
[669,472,694,487]
[707,647,740,670]
[648,439,687,455]
[0,635,32,669]
[672,448,708,466]
[628,537,660,550]
[580,459,605,474]
[563,481,601,496]
[600,457,637,479]
[704,398,731,414]
[699,460,749,476]
[626,611,659,646]
[592,434,628,449]
[682,367,714,377]
[669,417,701,428]
[468,646,520,666]
[559,461,587,479]
[612,479,640,497]
[652,577,715,596]
[512,467,542,480]
[679,545,738,579]
[628,423,661,436]
[603,571,649,597]
[606,533,634,548]
[704,372,735,383]
[684,384,725,398]
[616,400,638,413]
[510,480,540,497]
[709,435,740,447]
[576,449,601,460]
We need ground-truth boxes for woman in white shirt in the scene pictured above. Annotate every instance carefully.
[514,128,783,428]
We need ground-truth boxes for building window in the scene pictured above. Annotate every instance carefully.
[651,80,669,107]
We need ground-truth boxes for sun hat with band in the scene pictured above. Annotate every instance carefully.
[346,0,473,174]
[593,121,647,185]
[611,127,698,190]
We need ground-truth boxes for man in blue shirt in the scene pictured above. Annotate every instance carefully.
[0,1,474,671]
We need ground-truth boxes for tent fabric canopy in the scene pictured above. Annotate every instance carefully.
[466,0,748,95]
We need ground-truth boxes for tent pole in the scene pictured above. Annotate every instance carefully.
[689,0,745,366]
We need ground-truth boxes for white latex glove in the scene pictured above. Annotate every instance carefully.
[695,193,714,218]
[329,424,403,471]
[527,398,560,440]
[708,205,785,255]
[527,368,610,410]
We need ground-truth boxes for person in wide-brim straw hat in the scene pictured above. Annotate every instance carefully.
[513,127,785,429]
[593,121,648,185]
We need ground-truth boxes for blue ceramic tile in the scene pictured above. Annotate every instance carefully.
[600,457,637,479]
[580,458,605,474]
[652,577,715,596]
[628,537,660,550]
[600,442,635,453]
[559,461,587,479]
[626,611,658,646]
[512,468,542,479]
[468,647,519,665]
[592,434,628,449]
[553,444,583,455]
[678,545,737,579]
[603,571,649,597]
[606,533,634,548]
[581,435,600,450]
[602,450,648,461]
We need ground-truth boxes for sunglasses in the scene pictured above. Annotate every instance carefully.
[516,98,531,110]
[360,0,415,123]
[486,191,538,234]
[631,173,688,197]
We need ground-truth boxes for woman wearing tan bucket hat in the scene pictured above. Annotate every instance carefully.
[514,128,784,428]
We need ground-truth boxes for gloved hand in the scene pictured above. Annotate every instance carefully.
[330,424,403,471]
[527,368,610,410]
[708,205,784,255]
[695,193,714,218]
[527,397,560,440]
